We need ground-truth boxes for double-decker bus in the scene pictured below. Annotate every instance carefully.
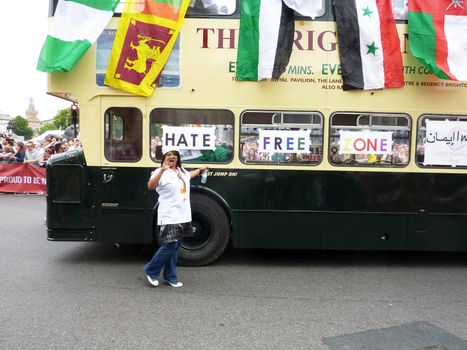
[46,0,467,266]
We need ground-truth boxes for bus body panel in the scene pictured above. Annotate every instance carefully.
[44,0,467,264]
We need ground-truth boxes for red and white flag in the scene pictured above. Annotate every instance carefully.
[408,0,467,81]
[334,0,404,90]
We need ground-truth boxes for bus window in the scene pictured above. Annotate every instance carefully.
[416,114,467,168]
[150,108,234,163]
[240,111,323,165]
[188,0,236,15]
[104,107,142,162]
[329,112,411,167]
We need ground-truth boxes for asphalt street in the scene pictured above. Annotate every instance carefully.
[1,194,466,350]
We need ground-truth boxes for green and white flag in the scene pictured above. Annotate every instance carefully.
[37,0,120,73]
[236,0,324,81]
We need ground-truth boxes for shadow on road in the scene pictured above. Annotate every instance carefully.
[53,242,467,269]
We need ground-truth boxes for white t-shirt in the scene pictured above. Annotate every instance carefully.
[151,167,192,225]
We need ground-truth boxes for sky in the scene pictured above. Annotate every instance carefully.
[0,0,70,121]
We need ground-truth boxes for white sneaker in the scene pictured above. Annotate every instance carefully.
[146,275,159,287]
[167,281,183,288]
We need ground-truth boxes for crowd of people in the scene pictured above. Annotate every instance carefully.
[0,134,81,166]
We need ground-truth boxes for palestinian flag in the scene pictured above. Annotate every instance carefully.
[408,0,467,81]
[37,0,120,72]
[236,0,324,81]
[334,0,404,90]
[104,0,189,96]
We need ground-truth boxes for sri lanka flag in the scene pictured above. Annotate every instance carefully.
[408,0,467,81]
[334,0,404,90]
[104,0,189,96]
[37,0,120,72]
[236,0,325,81]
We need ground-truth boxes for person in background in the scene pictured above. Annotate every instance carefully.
[69,138,82,151]
[144,150,207,288]
[0,145,15,162]
[67,139,75,150]
[7,138,17,152]
[1,138,8,153]
[14,142,25,163]
[43,137,53,149]
[150,138,158,158]
[74,138,81,148]
[25,142,40,164]
[37,147,54,167]
[35,141,44,158]
[54,142,67,154]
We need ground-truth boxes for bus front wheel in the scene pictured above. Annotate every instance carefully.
[178,193,230,266]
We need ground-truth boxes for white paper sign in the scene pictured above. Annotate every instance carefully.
[162,126,216,153]
[338,131,393,155]
[424,120,467,166]
[258,129,310,154]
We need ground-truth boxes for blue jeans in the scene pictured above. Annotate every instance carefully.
[144,241,180,283]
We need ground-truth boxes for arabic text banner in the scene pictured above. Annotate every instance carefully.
[424,120,467,166]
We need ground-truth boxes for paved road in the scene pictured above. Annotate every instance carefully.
[1,194,466,350]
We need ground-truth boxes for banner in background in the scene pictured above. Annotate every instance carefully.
[0,164,46,194]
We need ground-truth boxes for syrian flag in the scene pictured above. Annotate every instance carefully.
[37,0,120,72]
[236,0,324,81]
[408,0,467,81]
[334,0,404,90]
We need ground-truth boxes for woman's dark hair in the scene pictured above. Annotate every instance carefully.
[54,142,63,153]
[161,150,184,173]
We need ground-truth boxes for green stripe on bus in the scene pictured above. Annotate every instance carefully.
[408,11,449,80]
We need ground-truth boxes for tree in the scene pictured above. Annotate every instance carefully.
[12,115,33,140]
[53,108,73,130]
[36,122,57,136]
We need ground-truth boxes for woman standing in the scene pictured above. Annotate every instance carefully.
[144,150,207,288]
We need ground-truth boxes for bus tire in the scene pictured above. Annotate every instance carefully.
[178,193,230,266]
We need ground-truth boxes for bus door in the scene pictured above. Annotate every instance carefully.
[47,149,97,241]
[97,106,151,244]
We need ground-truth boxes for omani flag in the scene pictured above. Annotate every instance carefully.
[408,0,467,81]
[37,0,120,72]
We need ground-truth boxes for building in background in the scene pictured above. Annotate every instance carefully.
[25,98,41,131]
[0,110,12,135]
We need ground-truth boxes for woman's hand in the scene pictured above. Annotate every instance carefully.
[161,159,171,171]
[189,167,208,179]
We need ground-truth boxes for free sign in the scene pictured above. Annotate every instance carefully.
[258,130,311,154]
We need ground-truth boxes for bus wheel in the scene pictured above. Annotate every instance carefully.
[178,193,230,266]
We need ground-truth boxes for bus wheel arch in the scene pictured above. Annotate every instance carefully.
[178,191,231,266]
